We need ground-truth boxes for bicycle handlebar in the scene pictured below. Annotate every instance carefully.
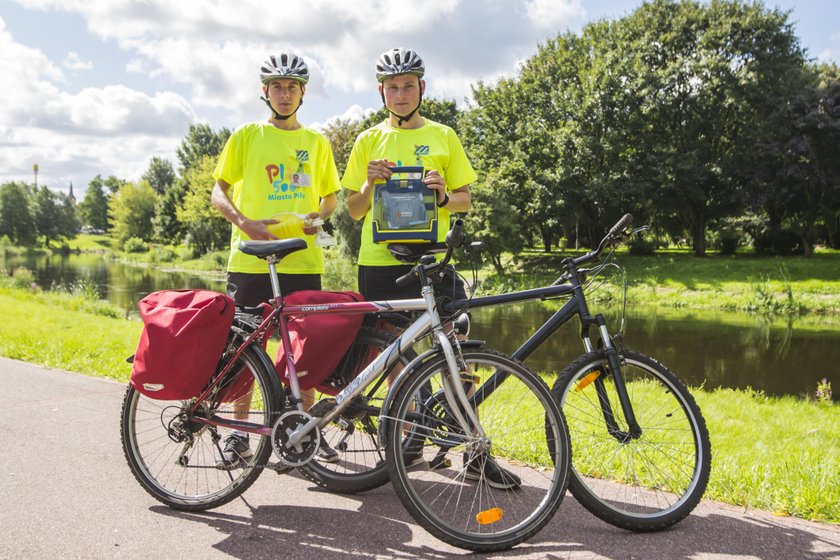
[395,219,466,288]
[571,213,634,267]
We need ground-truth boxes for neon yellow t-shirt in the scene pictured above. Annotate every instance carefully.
[341,119,477,266]
[214,122,340,274]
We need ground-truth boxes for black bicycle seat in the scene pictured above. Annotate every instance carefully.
[239,239,307,261]
[388,242,447,263]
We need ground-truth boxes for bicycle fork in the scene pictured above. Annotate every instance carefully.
[589,314,642,442]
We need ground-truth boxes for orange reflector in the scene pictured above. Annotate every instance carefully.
[575,370,601,391]
[476,507,504,525]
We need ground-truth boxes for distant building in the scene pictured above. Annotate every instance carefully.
[68,182,76,205]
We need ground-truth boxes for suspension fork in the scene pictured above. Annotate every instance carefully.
[592,314,642,441]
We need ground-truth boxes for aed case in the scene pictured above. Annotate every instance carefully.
[372,166,438,243]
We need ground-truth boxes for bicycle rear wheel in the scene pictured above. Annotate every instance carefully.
[298,327,417,493]
[552,349,711,531]
[121,344,281,511]
[385,349,570,552]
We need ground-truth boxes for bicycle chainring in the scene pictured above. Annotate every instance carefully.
[271,410,320,467]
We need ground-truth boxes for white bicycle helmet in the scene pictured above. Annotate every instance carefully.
[375,48,425,82]
[260,53,309,84]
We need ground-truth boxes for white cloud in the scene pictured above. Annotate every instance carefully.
[63,51,92,70]
[310,104,376,132]
[4,0,590,194]
[526,0,585,31]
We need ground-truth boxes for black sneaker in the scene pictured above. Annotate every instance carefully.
[216,433,253,468]
[316,435,340,463]
[464,452,522,490]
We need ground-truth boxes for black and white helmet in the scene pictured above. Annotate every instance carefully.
[375,48,425,82]
[260,53,309,84]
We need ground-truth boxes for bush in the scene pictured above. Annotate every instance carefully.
[150,246,177,263]
[753,230,802,256]
[628,235,657,255]
[123,237,148,253]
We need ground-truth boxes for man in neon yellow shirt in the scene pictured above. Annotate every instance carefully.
[211,52,340,466]
[342,48,521,490]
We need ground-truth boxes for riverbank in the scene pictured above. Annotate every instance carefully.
[0,282,836,525]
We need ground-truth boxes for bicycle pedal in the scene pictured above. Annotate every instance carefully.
[429,456,452,470]
[267,462,294,475]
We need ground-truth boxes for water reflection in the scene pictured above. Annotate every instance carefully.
[2,253,837,399]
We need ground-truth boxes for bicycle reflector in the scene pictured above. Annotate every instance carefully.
[371,166,438,243]
[476,507,504,525]
[575,370,602,391]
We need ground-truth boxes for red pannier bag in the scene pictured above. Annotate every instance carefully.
[275,290,365,395]
[130,290,235,400]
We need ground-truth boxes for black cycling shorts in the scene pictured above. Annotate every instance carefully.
[357,264,467,308]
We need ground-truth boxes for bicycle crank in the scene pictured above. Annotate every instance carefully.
[271,410,320,467]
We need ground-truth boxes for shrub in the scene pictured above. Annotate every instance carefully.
[753,230,802,256]
[123,237,148,253]
[628,235,657,255]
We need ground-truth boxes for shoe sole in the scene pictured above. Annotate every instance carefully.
[316,452,340,464]
[463,468,521,491]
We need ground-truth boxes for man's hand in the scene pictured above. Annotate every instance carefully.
[241,218,278,240]
[424,169,447,204]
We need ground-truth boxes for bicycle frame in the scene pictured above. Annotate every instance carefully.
[445,242,641,438]
[188,260,484,455]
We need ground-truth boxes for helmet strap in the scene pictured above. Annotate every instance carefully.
[261,91,304,122]
[380,88,423,127]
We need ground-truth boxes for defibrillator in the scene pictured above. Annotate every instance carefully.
[371,166,438,243]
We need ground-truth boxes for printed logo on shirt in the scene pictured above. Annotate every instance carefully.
[265,163,305,201]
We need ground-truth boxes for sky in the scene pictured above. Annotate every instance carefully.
[2,0,839,199]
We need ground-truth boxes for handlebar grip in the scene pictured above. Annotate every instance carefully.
[395,271,417,288]
[446,219,465,249]
[608,213,633,237]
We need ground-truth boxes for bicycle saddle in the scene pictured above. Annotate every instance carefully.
[239,238,307,260]
[388,242,448,263]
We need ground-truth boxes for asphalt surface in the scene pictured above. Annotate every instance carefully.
[1,356,838,560]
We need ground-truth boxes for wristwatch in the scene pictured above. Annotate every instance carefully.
[438,192,450,208]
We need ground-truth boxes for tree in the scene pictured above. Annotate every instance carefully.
[78,176,111,231]
[322,118,363,259]
[32,186,79,247]
[142,157,176,195]
[109,181,158,244]
[0,182,37,245]
[612,0,806,255]
[176,123,231,174]
[152,179,188,244]
[177,154,229,255]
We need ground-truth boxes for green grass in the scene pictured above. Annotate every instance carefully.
[697,388,839,522]
[65,233,114,251]
[0,287,140,380]
[477,249,840,315]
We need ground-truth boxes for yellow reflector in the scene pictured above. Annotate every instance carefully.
[575,370,601,392]
[476,507,504,525]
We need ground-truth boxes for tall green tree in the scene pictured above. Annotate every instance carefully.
[176,123,231,174]
[177,155,229,255]
[613,0,806,255]
[0,182,37,245]
[78,176,111,231]
[142,156,176,195]
[109,181,158,244]
[32,186,78,247]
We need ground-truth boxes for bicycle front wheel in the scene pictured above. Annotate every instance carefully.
[121,344,281,511]
[552,349,711,531]
[385,349,571,552]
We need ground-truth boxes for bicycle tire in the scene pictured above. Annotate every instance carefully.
[385,348,571,552]
[552,349,711,531]
[121,343,281,511]
[298,327,418,493]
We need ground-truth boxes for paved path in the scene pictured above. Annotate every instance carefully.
[1,357,838,560]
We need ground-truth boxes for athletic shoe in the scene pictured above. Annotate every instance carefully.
[464,452,522,490]
[216,433,253,468]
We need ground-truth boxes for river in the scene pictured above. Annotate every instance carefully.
[3,251,837,400]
